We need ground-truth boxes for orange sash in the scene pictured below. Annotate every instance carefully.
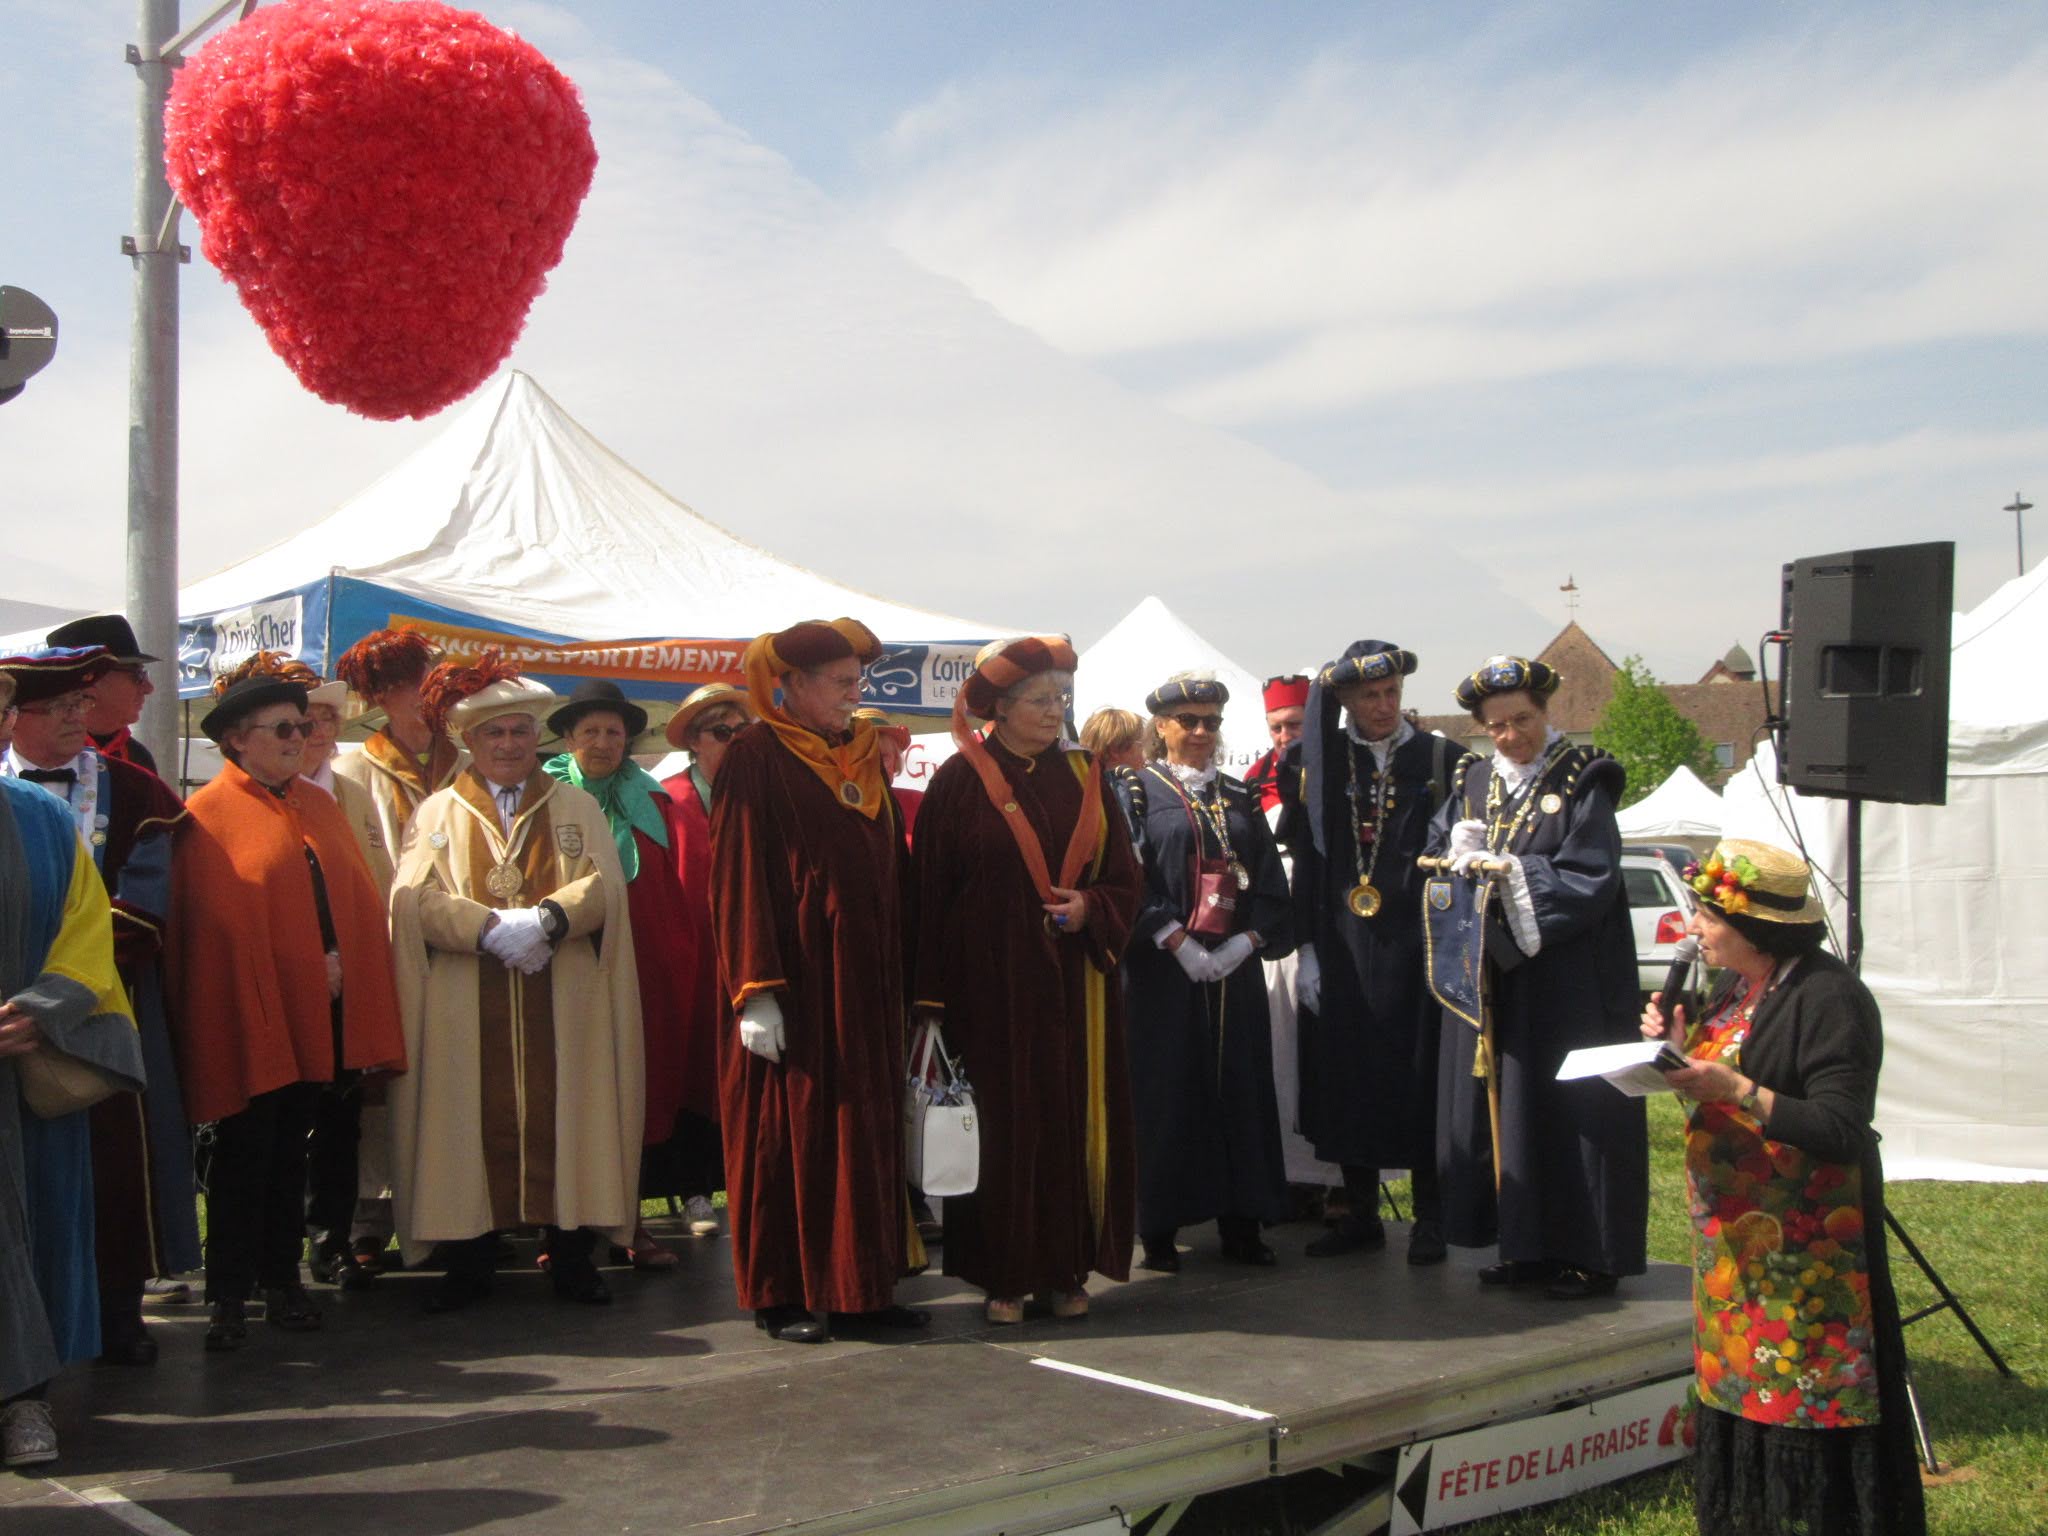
[741,630,887,819]
[947,691,1103,900]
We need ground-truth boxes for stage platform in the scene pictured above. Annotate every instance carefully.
[5,1219,1691,1536]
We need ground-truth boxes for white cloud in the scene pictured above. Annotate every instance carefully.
[868,18,2048,419]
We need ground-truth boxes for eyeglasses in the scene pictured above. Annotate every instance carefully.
[18,695,94,720]
[250,719,317,741]
[1168,713,1223,732]
[1482,711,1543,736]
[1010,690,1073,713]
[697,722,741,744]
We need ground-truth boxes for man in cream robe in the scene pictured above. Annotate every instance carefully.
[388,671,643,1310]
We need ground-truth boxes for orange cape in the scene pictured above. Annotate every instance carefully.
[168,760,406,1123]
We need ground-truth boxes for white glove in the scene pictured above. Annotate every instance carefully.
[1450,849,1490,879]
[1210,932,1257,978]
[739,994,786,1063]
[479,916,524,966]
[504,910,558,974]
[1295,942,1321,1012]
[1172,937,1221,984]
[1448,818,1487,859]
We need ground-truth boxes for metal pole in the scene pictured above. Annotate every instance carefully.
[126,0,182,773]
[2005,494,2033,578]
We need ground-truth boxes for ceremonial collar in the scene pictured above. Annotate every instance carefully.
[1164,759,1219,793]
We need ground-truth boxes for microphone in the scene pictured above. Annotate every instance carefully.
[1658,936,1701,1033]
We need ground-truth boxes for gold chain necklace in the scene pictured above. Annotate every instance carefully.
[1344,737,1395,917]
[1484,740,1569,854]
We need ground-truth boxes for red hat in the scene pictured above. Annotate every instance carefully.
[1262,674,1311,713]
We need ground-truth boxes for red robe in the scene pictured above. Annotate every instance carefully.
[709,722,909,1313]
[659,775,722,1124]
[628,791,716,1141]
[167,762,406,1124]
[912,742,1140,1296]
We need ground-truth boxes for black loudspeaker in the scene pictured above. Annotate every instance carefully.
[1778,541,1954,806]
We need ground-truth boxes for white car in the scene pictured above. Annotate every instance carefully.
[1620,848,1704,1001]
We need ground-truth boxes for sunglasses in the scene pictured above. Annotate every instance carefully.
[1168,712,1223,732]
[697,722,741,743]
[250,719,317,741]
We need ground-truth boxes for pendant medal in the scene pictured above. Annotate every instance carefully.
[1539,792,1563,815]
[1347,880,1382,919]
[1230,861,1251,891]
[840,781,864,808]
[485,861,524,901]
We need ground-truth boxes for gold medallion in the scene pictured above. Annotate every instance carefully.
[1347,880,1382,918]
[1230,861,1251,891]
[485,861,524,901]
[1540,792,1563,815]
[840,781,864,807]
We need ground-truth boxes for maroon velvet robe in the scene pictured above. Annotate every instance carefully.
[660,773,721,1124]
[913,741,1140,1297]
[622,798,704,1146]
[709,722,910,1313]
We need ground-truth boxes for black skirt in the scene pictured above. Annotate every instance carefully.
[1691,1401,1927,1536]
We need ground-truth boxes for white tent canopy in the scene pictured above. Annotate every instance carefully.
[1615,764,1723,840]
[1721,563,2048,1183]
[1075,596,1267,774]
[180,370,998,645]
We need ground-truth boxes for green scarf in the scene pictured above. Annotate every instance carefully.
[543,752,669,881]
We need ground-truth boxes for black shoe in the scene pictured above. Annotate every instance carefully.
[1305,1215,1387,1258]
[755,1305,826,1343]
[97,1319,158,1367]
[311,1243,376,1291]
[828,1304,932,1335]
[1406,1220,1448,1267]
[425,1270,494,1314]
[1221,1235,1278,1266]
[1545,1266,1619,1300]
[1138,1236,1181,1273]
[204,1300,247,1352]
[263,1285,324,1331]
[552,1262,612,1305]
[1478,1258,1557,1288]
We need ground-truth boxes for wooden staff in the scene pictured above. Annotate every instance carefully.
[1416,854,1513,875]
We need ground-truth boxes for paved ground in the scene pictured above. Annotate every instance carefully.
[3,1217,1691,1535]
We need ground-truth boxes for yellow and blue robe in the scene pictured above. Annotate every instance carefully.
[2,776,144,1398]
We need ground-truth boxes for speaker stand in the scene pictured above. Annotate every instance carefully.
[1842,798,2016,1475]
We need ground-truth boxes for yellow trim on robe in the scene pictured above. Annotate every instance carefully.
[46,834,137,1027]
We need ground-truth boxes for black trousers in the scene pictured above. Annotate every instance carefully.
[638,1110,723,1203]
[206,1082,319,1302]
[304,1080,362,1251]
[1342,1157,1442,1226]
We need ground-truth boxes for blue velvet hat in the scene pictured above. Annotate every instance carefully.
[1454,655,1561,715]
[1317,639,1417,690]
[1144,674,1229,716]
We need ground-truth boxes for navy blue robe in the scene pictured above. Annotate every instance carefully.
[1121,764,1294,1235]
[1424,745,1648,1277]
[1292,726,1462,1171]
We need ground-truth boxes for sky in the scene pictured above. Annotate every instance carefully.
[3,0,2044,709]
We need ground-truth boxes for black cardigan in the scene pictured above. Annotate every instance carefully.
[1705,948,1880,1161]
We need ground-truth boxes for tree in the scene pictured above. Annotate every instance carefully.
[1593,656,1716,808]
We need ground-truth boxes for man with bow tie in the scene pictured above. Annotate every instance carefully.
[0,646,199,1366]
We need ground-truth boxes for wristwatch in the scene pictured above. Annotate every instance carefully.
[536,900,567,943]
[1737,1083,1765,1121]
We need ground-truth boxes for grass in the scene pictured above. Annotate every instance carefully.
[1175,1096,2048,1534]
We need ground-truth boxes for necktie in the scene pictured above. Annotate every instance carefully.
[20,767,77,785]
[497,785,520,828]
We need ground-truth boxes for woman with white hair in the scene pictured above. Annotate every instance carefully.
[1121,672,1296,1272]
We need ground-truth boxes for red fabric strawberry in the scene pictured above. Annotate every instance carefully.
[164,0,596,419]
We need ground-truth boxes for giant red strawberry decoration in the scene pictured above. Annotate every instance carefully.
[164,0,596,420]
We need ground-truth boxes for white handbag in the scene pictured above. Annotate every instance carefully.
[904,1020,979,1197]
